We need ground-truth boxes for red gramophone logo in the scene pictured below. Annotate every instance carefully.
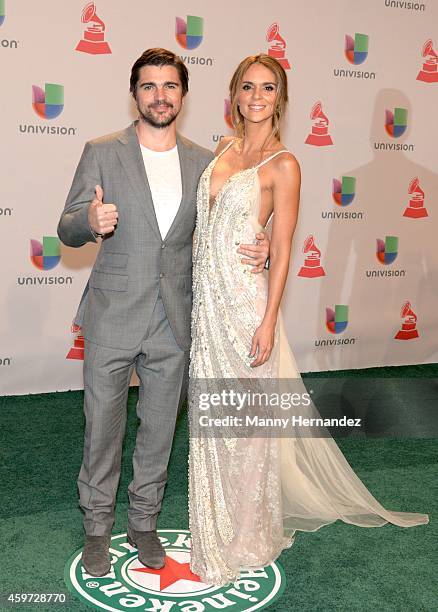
[404,177,428,218]
[66,324,85,360]
[305,101,333,146]
[75,2,111,55]
[394,301,419,340]
[298,235,325,278]
[416,39,438,83]
[266,23,291,70]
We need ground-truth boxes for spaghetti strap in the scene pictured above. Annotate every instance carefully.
[255,149,291,169]
[215,138,236,159]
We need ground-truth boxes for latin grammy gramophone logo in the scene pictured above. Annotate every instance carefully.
[67,324,84,360]
[75,2,111,55]
[224,98,233,129]
[404,177,428,218]
[345,33,369,65]
[305,101,333,146]
[394,301,419,340]
[298,235,325,278]
[416,39,438,83]
[266,23,291,70]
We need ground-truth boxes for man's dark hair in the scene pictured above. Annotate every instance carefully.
[130,48,189,97]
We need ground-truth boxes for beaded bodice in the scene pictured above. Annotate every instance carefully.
[190,148,281,379]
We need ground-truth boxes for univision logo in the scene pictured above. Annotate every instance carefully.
[365,235,406,278]
[333,32,375,79]
[30,236,61,270]
[315,305,355,346]
[0,0,19,48]
[345,33,369,64]
[176,15,203,49]
[17,236,73,286]
[385,107,407,138]
[224,98,233,129]
[326,304,348,334]
[384,1,426,12]
[19,83,76,136]
[374,106,414,151]
[333,176,355,206]
[175,15,213,67]
[64,530,285,611]
[32,83,64,119]
[212,99,233,143]
[321,175,364,220]
[377,235,398,264]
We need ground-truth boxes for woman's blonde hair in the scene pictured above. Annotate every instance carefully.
[229,54,288,140]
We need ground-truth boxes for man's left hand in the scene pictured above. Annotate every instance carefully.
[238,232,270,274]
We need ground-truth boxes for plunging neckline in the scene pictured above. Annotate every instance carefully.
[208,165,256,212]
[207,140,290,214]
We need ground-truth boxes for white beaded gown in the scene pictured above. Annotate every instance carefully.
[188,140,429,586]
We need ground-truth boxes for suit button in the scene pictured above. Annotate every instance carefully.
[161,244,165,249]
[160,272,164,278]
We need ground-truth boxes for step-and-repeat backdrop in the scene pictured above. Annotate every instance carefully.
[1,0,437,394]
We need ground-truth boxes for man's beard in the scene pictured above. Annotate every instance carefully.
[138,102,179,129]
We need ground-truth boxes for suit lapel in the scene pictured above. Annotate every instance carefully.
[164,134,197,240]
[116,124,161,240]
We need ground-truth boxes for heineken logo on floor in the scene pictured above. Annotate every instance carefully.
[64,529,285,611]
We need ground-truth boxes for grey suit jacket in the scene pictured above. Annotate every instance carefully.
[58,123,214,351]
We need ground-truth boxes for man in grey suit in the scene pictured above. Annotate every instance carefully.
[58,48,268,577]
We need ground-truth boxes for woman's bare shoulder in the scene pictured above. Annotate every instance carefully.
[273,148,300,175]
[214,136,236,156]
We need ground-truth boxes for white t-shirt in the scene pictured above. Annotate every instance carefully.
[140,144,182,239]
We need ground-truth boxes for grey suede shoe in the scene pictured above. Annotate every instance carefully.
[81,535,111,576]
[127,528,165,569]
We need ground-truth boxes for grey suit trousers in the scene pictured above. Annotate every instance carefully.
[78,295,187,535]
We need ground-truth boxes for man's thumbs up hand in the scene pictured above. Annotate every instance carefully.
[88,184,118,236]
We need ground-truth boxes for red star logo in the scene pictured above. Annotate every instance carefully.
[131,556,202,590]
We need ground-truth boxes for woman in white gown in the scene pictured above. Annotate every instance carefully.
[188,54,428,586]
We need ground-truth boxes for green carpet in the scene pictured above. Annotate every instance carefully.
[0,365,436,611]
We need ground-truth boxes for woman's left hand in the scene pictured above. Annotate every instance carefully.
[249,321,275,367]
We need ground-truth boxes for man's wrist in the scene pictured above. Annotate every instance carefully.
[89,225,102,239]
